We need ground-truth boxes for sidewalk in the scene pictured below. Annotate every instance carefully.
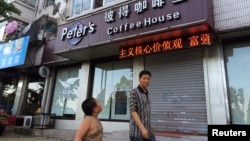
[2,126,208,141]
[3,126,76,140]
[0,133,63,141]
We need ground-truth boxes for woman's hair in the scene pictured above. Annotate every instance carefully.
[81,97,97,115]
[139,70,151,78]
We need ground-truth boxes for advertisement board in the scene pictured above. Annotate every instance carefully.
[0,36,30,69]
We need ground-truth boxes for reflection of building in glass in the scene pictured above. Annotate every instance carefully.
[51,66,81,117]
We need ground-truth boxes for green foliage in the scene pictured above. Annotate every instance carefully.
[0,0,22,21]
[0,84,16,115]
[115,75,133,91]
[24,82,44,115]
[229,87,246,123]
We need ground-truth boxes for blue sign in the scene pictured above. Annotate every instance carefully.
[0,36,30,69]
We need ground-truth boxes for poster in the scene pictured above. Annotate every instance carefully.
[0,36,30,69]
[115,91,127,115]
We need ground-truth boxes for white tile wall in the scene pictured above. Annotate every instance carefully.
[213,0,250,31]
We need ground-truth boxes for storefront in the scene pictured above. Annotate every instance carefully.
[222,37,250,125]
[47,0,224,136]
[0,36,31,115]
[0,15,57,126]
[213,0,250,126]
[1,0,249,139]
[145,47,207,134]
[0,39,49,133]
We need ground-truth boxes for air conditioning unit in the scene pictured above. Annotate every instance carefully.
[33,113,56,129]
[23,116,32,128]
[33,114,49,128]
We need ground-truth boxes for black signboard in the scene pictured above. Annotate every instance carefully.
[115,91,127,115]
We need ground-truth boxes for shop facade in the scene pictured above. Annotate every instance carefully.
[1,0,250,139]
[213,0,250,126]
[46,0,221,135]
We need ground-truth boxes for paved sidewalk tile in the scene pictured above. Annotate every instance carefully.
[0,133,69,141]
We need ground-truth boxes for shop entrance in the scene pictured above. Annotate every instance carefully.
[145,47,207,135]
[22,72,45,115]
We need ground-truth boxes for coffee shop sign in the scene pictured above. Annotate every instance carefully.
[61,22,95,45]
[105,0,187,35]
[60,0,187,45]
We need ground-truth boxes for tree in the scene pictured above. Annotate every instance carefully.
[229,87,245,123]
[115,75,133,91]
[1,84,16,115]
[0,0,22,21]
[24,82,44,115]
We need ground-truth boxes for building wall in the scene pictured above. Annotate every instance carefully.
[213,0,250,31]
[35,0,248,134]
[3,1,240,137]
[203,42,229,125]
[11,1,36,23]
[44,0,229,132]
[36,0,70,24]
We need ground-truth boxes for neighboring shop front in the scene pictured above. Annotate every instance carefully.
[213,0,250,126]
[0,36,30,115]
[50,0,225,136]
[223,38,250,125]
[0,15,57,127]
[0,36,46,117]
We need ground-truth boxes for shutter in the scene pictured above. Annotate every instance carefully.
[145,48,207,134]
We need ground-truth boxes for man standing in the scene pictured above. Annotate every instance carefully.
[129,70,156,141]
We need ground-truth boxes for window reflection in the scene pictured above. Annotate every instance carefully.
[20,0,37,7]
[72,0,92,15]
[23,73,45,115]
[225,42,250,124]
[0,76,19,115]
[44,0,55,7]
[92,59,133,120]
[51,66,81,118]
[72,0,120,16]
[24,82,44,115]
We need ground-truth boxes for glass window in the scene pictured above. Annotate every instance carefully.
[92,59,133,120]
[20,0,37,7]
[94,0,103,8]
[44,0,55,7]
[23,73,45,115]
[224,41,250,124]
[0,76,19,115]
[103,0,116,5]
[72,0,121,16]
[51,66,81,118]
[72,0,93,16]
[24,82,44,115]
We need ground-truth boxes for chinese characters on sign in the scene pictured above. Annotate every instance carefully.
[135,1,148,13]
[119,33,211,58]
[0,36,30,69]
[104,0,186,35]
[104,0,175,22]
